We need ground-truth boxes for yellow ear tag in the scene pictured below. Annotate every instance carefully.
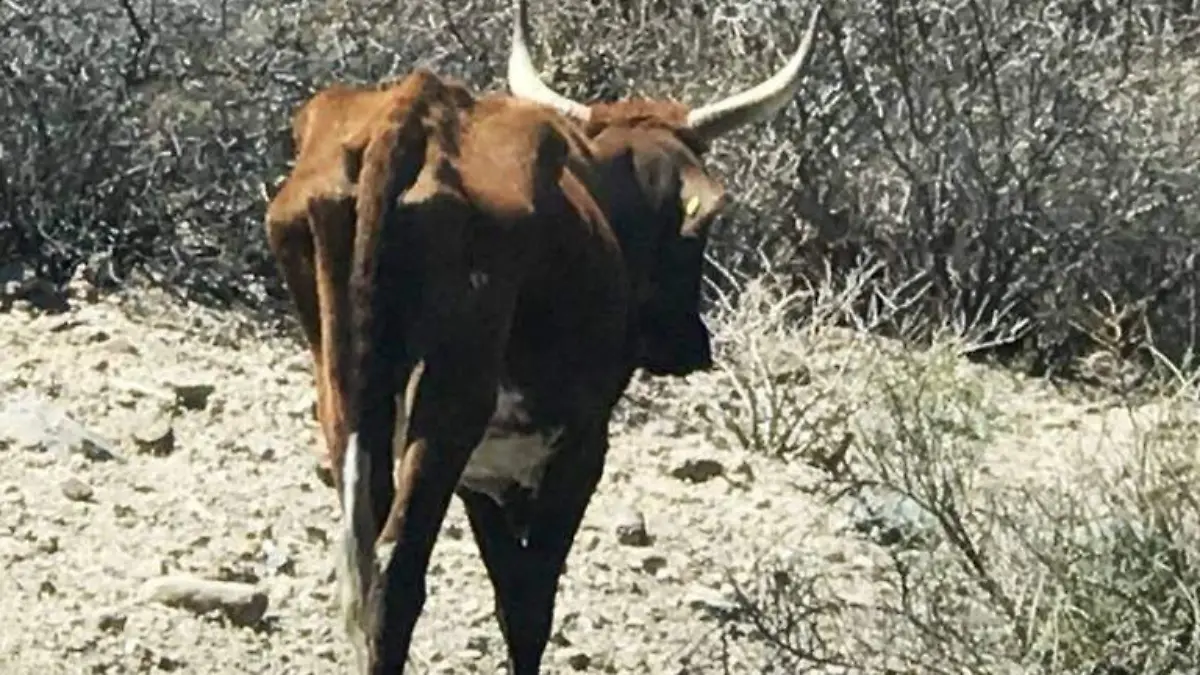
[685,195,701,217]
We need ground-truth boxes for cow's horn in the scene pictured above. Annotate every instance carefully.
[685,5,822,141]
[508,0,592,122]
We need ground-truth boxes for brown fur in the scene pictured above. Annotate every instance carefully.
[584,98,688,132]
[266,70,476,490]
[265,66,728,673]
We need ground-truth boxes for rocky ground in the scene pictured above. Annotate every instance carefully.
[0,287,852,675]
[1,286,1193,674]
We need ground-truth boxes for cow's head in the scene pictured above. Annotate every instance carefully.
[507,0,821,377]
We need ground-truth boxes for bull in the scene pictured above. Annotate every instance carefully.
[263,1,822,672]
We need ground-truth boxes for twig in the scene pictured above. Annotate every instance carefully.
[118,0,148,46]
[438,0,493,81]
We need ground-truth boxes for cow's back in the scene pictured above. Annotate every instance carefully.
[269,84,404,231]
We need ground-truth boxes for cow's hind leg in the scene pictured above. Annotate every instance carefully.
[309,196,357,497]
[366,359,497,672]
[265,215,337,485]
[366,274,520,672]
[460,427,607,675]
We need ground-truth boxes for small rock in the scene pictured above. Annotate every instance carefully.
[37,536,60,554]
[464,633,491,655]
[669,455,725,483]
[564,649,592,671]
[132,415,176,456]
[155,655,186,672]
[846,485,939,549]
[261,540,296,576]
[684,584,739,617]
[96,610,128,634]
[303,526,328,546]
[0,262,64,310]
[169,381,215,411]
[79,437,118,462]
[578,531,601,552]
[635,553,667,575]
[47,317,84,333]
[102,336,140,356]
[140,575,269,626]
[613,506,651,547]
[61,477,94,502]
[0,395,120,461]
[549,628,572,647]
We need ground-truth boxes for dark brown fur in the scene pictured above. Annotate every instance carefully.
[266,68,726,674]
[575,101,728,372]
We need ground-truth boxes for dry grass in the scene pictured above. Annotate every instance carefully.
[628,268,1200,674]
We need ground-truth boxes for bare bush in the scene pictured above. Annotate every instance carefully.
[776,0,1200,382]
[2,0,1198,376]
[694,273,1200,674]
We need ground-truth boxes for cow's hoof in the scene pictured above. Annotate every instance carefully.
[314,461,335,488]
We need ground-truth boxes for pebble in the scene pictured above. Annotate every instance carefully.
[140,575,269,627]
[668,455,725,483]
[95,610,128,634]
[564,649,592,671]
[684,584,739,617]
[61,477,95,502]
[613,505,652,547]
[0,395,120,461]
[168,381,215,411]
[132,413,177,456]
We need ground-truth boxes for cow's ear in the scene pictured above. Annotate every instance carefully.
[678,164,726,236]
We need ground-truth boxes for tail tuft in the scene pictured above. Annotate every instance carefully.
[337,432,377,671]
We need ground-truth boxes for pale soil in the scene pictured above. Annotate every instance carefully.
[0,290,840,675]
[0,288,1190,674]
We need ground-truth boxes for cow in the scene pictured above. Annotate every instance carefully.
[263,0,823,672]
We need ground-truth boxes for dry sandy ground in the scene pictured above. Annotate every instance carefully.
[0,288,1190,674]
[0,289,856,675]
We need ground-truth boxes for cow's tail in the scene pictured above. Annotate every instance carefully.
[337,96,430,668]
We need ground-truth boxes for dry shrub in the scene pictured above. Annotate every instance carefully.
[688,270,1200,674]
[1,0,1197,381]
